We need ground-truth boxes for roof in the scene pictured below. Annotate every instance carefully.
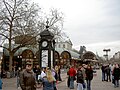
[3,44,80,59]
[55,48,80,59]
[40,29,54,39]
[3,47,38,56]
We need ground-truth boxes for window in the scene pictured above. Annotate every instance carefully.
[63,44,65,48]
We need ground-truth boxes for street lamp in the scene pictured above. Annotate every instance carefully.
[103,49,110,61]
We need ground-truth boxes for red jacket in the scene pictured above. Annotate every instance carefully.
[68,67,76,77]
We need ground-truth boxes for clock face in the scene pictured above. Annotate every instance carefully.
[42,41,48,47]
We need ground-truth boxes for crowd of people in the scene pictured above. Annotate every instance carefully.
[15,60,95,90]
[101,63,120,88]
[17,61,95,90]
[2,60,120,90]
[67,64,94,90]
[17,61,62,90]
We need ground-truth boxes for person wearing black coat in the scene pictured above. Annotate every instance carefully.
[105,65,111,82]
[85,65,93,90]
[101,64,106,81]
[112,64,120,88]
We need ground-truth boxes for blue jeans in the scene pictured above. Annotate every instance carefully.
[102,72,105,81]
[69,76,74,89]
[77,83,83,90]
[86,80,91,90]
[17,77,20,88]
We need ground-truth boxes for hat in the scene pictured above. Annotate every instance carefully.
[26,61,32,65]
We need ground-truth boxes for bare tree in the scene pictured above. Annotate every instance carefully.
[37,8,65,42]
[0,0,65,72]
[0,0,41,71]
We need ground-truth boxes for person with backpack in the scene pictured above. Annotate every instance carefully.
[76,65,84,90]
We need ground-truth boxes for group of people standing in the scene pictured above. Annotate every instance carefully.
[67,64,94,90]
[17,61,62,90]
[101,63,120,88]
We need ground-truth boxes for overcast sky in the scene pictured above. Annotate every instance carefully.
[33,0,120,57]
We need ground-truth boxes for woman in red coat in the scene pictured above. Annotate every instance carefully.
[68,65,76,89]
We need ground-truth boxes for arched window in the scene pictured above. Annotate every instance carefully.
[63,44,65,48]
[22,49,34,59]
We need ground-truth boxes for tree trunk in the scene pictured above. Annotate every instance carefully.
[9,53,13,72]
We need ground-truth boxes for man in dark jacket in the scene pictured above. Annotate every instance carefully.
[105,65,111,82]
[101,64,106,81]
[77,65,84,90]
[20,61,36,90]
[112,64,120,88]
[85,65,93,90]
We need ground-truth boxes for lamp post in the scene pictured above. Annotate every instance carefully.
[103,49,110,61]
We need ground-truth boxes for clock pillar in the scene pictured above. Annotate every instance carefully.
[39,20,55,69]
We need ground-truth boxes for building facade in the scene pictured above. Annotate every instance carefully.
[3,39,81,70]
[2,38,99,71]
[110,51,120,64]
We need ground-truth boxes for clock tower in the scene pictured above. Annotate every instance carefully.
[39,20,55,69]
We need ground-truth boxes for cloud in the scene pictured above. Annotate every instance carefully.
[73,40,120,57]
[32,0,120,58]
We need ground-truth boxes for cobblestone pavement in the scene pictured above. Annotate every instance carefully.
[2,69,120,90]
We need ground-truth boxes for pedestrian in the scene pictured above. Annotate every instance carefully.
[51,67,57,90]
[112,64,120,88]
[101,64,106,81]
[40,67,46,78]
[0,77,2,90]
[33,65,41,84]
[105,65,111,82]
[82,64,87,90]
[16,67,21,89]
[68,65,76,89]
[42,69,56,90]
[85,65,93,90]
[19,61,36,90]
[40,67,47,88]
[58,65,62,81]
[76,65,84,90]
[67,65,70,87]
[55,65,59,83]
